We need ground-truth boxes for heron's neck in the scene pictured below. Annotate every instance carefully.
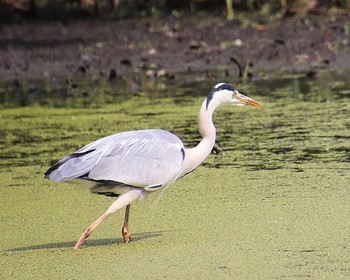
[183,99,217,174]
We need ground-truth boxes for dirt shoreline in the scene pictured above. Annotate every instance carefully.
[0,12,349,81]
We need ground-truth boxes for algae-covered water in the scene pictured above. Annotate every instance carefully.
[1,70,350,279]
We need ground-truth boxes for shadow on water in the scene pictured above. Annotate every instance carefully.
[5,231,164,252]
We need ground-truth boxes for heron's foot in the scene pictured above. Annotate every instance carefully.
[122,227,132,243]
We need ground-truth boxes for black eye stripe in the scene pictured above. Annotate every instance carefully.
[215,83,235,92]
[206,83,235,109]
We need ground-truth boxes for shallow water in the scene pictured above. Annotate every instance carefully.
[1,70,350,279]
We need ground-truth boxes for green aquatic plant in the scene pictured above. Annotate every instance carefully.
[1,70,350,278]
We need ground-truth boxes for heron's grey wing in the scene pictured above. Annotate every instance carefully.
[46,129,185,190]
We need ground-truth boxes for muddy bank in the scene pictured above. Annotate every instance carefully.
[0,12,349,81]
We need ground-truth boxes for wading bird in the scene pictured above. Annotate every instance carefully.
[44,83,261,249]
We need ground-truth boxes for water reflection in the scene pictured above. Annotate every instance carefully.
[1,69,349,107]
[253,70,350,102]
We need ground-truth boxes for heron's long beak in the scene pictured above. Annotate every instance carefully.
[236,91,262,107]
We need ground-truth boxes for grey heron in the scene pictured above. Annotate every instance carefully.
[44,83,261,249]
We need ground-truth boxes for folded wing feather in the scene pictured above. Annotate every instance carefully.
[46,129,185,189]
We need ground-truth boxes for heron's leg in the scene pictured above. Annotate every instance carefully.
[74,189,143,249]
[122,204,131,243]
[74,212,110,249]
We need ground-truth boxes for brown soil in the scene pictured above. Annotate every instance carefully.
[0,12,349,80]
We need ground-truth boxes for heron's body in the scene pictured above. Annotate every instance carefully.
[45,83,261,249]
[46,129,185,191]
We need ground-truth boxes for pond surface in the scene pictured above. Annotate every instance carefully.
[1,70,350,279]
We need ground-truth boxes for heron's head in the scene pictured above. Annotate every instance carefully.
[206,83,262,109]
